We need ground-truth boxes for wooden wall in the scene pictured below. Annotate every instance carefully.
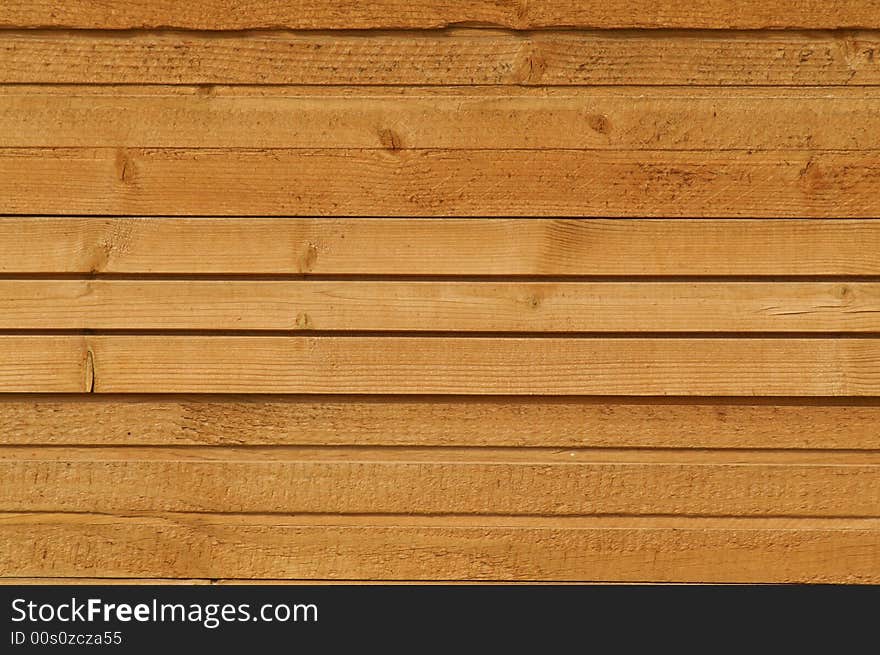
[1,2,879,583]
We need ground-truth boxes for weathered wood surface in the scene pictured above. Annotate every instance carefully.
[0,31,876,86]
[2,514,877,582]
[4,1,880,30]
[3,148,880,217]
[3,396,877,449]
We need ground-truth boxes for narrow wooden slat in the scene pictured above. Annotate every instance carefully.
[2,514,877,582]
[53,336,880,395]
[3,1,880,29]
[0,579,575,584]
[1,396,877,449]
[0,579,212,585]
[3,218,879,276]
[9,446,876,464]
[2,448,877,517]
[0,337,89,392]
[4,31,879,86]
[3,148,879,217]
[5,86,880,151]
[0,579,593,584]
[3,280,879,332]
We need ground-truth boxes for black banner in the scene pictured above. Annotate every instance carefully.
[2,585,876,652]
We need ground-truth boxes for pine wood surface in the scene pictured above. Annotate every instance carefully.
[4,147,880,217]
[4,1,880,30]
[2,3,878,584]
[4,218,880,275]
[1,396,877,449]
[3,280,879,332]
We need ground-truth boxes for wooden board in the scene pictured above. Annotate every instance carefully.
[3,0,880,588]
[3,396,877,449]
[85,336,880,395]
[2,280,879,332]
[2,514,877,582]
[1,336,873,395]
[3,32,880,85]
[2,447,878,516]
[3,148,880,217]
[3,218,880,276]
[5,86,880,151]
[0,579,213,585]
[4,1,880,29]
[0,337,90,393]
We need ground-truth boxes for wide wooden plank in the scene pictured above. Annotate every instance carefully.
[53,336,880,395]
[3,30,880,87]
[3,148,879,217]
[0,337,89,393]
[2,514,877,582]
[4,86,880,151]
[3,218,879,276]
[3,448,877,517]
[3,1,879,29]
[3,280,879,332]
[1,396,877,449]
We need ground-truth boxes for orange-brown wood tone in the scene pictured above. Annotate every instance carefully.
[0,1,878,585]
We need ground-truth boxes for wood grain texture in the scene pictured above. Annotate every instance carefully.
[4,0,880,588]
[4,218,880,276]
[2,448,878,517]
[0,337,89,393]
[3,31,880,85]
[0,579,585,584]
[8,336,880,396]
[0,579,213,585]
[40,335,880,395]
[2,514,877,582]
[3,396,877,449]
[5,86,880,151]
[3,1,880,29]
[3,280,880,332]
[3,148,880,217]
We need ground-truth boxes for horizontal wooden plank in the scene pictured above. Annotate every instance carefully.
[0,579,588,585]
[1,396,877,449]
[3,448,877,517]
[3,148,879,217]
[0,337,89,392]
[3,218,879,276]
[0,579,212,585]
[12,335,880,395]
[0,579,598,584]
[3,1,880,29]
[2,514,877,582]
[85,336,880,395]
[0,335,865,395]
[3,280,879,332]
[4,31,879,86]
[5,86,880,151]
[9,446,877,465]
